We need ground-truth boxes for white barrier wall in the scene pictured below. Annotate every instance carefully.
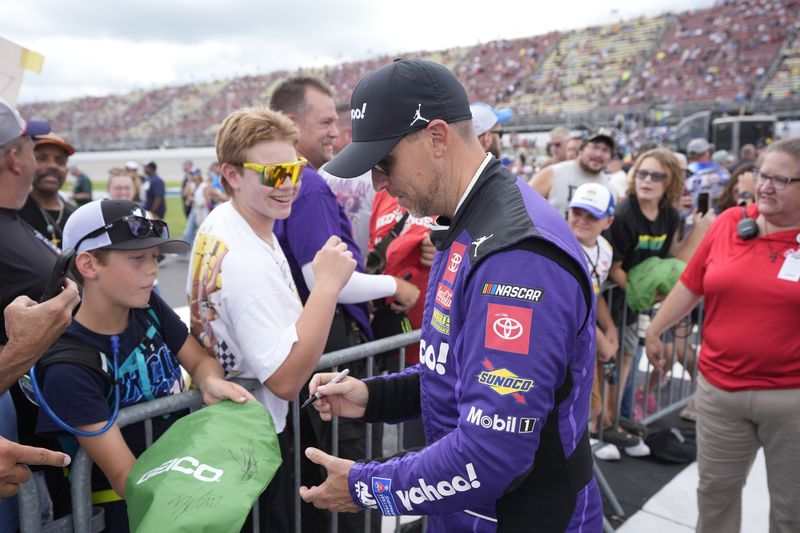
[68,146,217,184]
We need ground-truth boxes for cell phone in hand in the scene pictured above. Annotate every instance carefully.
[697,192,710,215]
[40,248,75,302]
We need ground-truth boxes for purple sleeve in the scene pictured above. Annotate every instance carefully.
[348,248,588,516]
[284,189,344,266]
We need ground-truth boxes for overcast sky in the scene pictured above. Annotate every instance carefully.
[5,0,715,104]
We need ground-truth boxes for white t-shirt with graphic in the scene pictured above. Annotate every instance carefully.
[187,202,301,433]
[580,234,613,295]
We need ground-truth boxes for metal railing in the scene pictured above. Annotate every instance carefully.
[19,295,701,532]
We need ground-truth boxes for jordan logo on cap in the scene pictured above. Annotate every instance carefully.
[409,104,430,126]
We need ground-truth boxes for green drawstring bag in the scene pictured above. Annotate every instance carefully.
[125,400,281,532]
[626,256,686,313]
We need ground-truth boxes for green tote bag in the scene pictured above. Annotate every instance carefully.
[125,400,281,532]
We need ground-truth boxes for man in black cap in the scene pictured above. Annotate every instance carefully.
[531,132,614,218]
[300,60,602,533]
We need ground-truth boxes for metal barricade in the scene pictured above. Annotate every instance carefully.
[593,284,703,528]
[22,309,700,533]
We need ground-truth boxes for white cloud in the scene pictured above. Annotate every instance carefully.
[4,0,713,103]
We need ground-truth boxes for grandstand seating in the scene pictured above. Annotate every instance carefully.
[17,0,800,151]
[761,35,800,100]
[613,0,798,106]
[516,16,669,116]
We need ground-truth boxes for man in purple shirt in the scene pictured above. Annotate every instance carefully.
[269,76,419,532]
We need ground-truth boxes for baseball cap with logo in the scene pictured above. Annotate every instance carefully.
[568,183,615,219]
[470,103,513,136]
[323,59,472,179]
[63,199,190,254]
[0,96,51,146]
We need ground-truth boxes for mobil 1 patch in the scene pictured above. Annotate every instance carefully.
[480,282,544,303]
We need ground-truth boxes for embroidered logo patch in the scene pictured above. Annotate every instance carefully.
[371,477,400,516]
[480,282,544,303]
[435,283,453,310]
[431,308,451,335]
[484,303,532,354]
[442,242,467,284]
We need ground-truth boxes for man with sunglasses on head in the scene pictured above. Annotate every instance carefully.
[269,77,419,532]
[187,106,356,532]
[299,59,601,533]
[531,131,614,218]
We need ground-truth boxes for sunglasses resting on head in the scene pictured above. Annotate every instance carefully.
[75,216,169,252]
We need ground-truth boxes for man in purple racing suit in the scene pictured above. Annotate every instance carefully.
[299,59,602,532]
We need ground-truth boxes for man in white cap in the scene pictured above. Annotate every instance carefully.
[686,137,730,212]
[469,102,512,158]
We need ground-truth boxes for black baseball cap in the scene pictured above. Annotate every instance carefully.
[582,131,615,152]
[63,199,189,254]
[323,59,472,179]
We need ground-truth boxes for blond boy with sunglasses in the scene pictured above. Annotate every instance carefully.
[187,106,356,530]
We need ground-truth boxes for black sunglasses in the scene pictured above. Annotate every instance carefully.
[75,215,169,252]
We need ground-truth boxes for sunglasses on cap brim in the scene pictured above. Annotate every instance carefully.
[242,157,307,188]
[75,215,169,252]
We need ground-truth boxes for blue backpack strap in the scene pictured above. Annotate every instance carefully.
[129,306,165,402]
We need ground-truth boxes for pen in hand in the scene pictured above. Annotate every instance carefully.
[301,368,350,409]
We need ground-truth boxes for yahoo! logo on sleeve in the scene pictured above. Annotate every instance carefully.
[395,463,481,512]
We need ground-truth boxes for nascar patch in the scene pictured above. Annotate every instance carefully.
[371,476,400,516]
[431,308,451,335]
[478,368,535,396]
[481,282,544,302]
[484,303,532,355]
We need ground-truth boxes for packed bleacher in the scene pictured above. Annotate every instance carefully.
[761,33,800,100]
[612,0,799,106]
[17,0,800,151]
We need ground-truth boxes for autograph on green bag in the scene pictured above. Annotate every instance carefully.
[228,440,268,483]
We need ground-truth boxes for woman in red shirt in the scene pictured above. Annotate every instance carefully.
[645,138,800,533]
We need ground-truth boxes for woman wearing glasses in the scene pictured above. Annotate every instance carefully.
[604,148,713,434]
[646,138,800,533]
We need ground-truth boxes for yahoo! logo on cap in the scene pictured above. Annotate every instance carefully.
[351,103,367,120]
